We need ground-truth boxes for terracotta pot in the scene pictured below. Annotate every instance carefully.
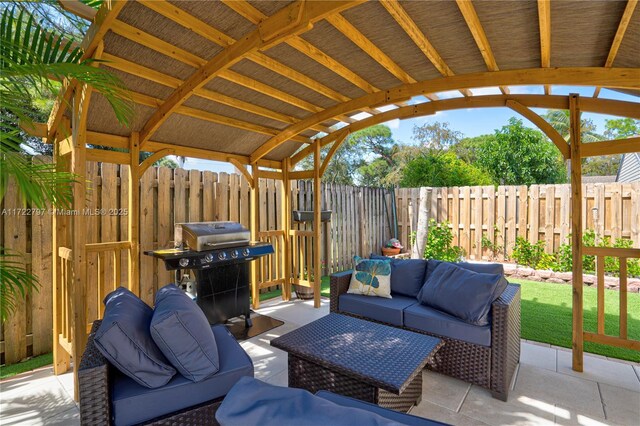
[381,247,401,256]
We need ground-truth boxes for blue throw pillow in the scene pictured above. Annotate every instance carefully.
[216,377,398,426]
[371,254,427,297]
[419,259,505,301]
[151,284,220,382]
[418,262,508,326]
[94,287,176,388]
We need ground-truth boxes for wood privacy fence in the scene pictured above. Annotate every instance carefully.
[1,158,638,364]
[396,183,640,262]
[0,160,393,364]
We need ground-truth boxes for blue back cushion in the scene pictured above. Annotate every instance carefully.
[371,254,428,297]
[151,284,220,382]
[94,287,176,388]
[216,377,400,426]
[426,259,504,278]
[418,262,508,326]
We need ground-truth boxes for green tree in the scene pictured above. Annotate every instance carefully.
[400,151,493,187]
[604,118,640,139]
[0,5,132,320]
[475,118,567,185]
[581,118,640,177]
[450,134,493,164]
[542,110,604,142]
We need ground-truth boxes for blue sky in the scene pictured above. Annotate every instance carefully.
[183,86,637,173]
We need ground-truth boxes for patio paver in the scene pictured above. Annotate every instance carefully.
[1,296,638,426]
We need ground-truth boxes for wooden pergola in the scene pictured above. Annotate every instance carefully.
[40,0,639,398]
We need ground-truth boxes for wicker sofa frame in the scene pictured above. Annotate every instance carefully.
[78,320,222,426]
[330,271,521,401]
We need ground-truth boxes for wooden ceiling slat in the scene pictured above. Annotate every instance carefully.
[126,90,309,142]
[381,0,470,97]
[140,0,351,105]
[593,0,638,97]
[139,0,362,145]
[109,19,334,131]
[223,0,397,114]
[456,0,510,95]
[537,0,552,95]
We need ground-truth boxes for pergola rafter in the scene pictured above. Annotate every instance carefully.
[593,0,638,98]
[250,67,640,163]
[42,0,639,399]
[455,0,510,95]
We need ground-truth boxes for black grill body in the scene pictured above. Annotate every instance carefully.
[145,222,273,327]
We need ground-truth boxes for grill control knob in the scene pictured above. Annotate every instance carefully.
[204,253,214,263]
[178,258,189,268]
[231,250,239,259]
[218,252,227,261]
[242,248,250,257]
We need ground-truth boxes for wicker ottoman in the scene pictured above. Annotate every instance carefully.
[271,313,443,413]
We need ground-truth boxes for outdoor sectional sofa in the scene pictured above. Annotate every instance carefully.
[330,258,521,401]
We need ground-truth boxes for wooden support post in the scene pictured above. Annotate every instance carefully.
[52,118,71,375]
[250,167,261,309]
[570,93,584,372]
[313,140,322,308]
[70,86,89,399]
[281,158,292,301]
[128,132,140,295]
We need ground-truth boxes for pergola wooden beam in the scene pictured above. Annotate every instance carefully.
[593,0,638,98]
[289,94,640,166]
[581,136,640,157]
[506,100,570,159]
[228,158,255,189]
[139,148,175,175]
[126,89,311,143]
[456,0,510,95]
[47,1,126,141]
[381,0,471,98]
[537,0,552,95]
[139,0,363,146]
[140,0,351,105]
[108,21,334,130]
[57,0,96,21]
[250,67,640,163]
[223,0,401,112]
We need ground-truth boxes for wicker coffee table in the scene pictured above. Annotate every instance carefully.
[271,313,443,412]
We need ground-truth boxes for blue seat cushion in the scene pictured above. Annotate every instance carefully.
[216,377,409,426]
[151,284,220,382]
[371,255,428,298]
[94,287,175,389]
[339,293,417,326]
[112,325,253,426]
[403,303,492,347]
[316,391,449,425]
[418,262,507,326]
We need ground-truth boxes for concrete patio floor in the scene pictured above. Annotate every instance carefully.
[1,297,639,426]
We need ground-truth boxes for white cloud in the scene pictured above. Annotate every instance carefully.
[468,87,502,96]
[351,111,373,121]
[437,90,463,99]
[376,104,398,113]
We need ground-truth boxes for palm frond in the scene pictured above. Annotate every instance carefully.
[0,152,77,209]
[0,6,133,126]
[0,248,39,323]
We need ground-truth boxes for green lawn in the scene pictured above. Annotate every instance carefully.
[0,353,53,380]
[511,278,639,362]
[263,276,639,362]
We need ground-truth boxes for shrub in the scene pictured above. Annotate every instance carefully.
[512,237,553,269]
[420,219,465,262]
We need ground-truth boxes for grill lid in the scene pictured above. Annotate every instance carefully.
[175,221,250,251]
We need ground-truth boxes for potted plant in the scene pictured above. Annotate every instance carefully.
[382,238,403,256]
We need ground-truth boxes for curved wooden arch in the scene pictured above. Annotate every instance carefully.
[250,67,640,163]
[289,94,640,168]
[138,0,363,146]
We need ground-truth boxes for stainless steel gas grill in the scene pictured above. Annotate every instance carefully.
[145,222,274,327]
